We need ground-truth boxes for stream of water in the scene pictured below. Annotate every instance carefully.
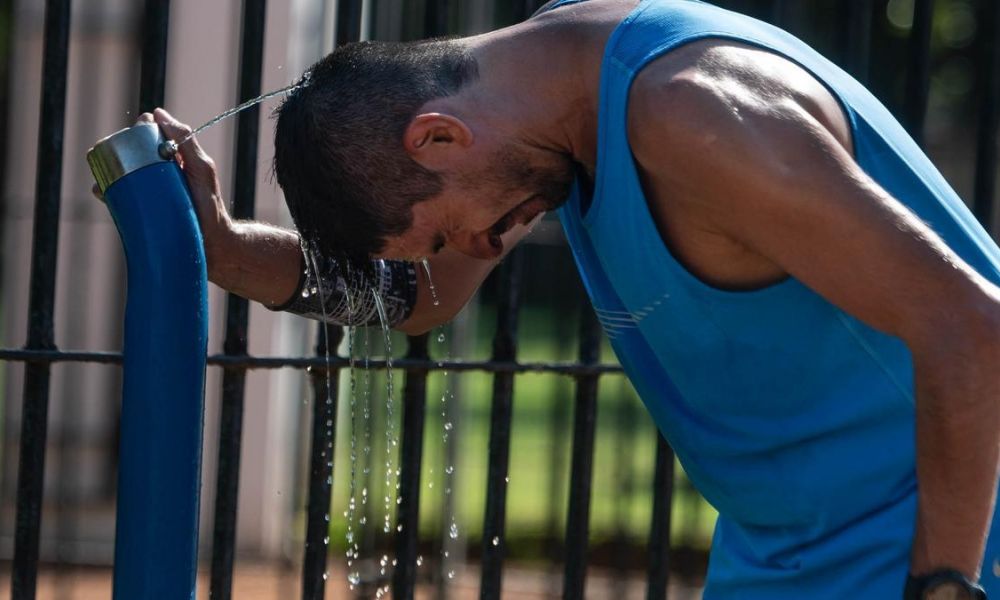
[159,82,303,157]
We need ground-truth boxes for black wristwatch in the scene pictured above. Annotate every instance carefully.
[904,569,987,600]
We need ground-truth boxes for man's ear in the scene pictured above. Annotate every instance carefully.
[403,113,474,170]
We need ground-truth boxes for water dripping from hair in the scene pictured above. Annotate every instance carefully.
[435,327,460,582]
[371,286,399,540]
[304,242,335,586]
[343,264,362,590]
[421,259,440,307]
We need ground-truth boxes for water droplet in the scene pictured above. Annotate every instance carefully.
[397,524,403,532]
[505,476,510,483]
[443,422,453,431]
[437,333,446,343]
[449,522,459,539]
[492,536,500,546]
[416,555,424,566]
[448,570,456,579]
[421,260,441,306]
[445,466,454,475]
[323,572,328,581]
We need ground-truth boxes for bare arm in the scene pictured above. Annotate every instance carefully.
[150,109,521,335]
[631,69,1000,581]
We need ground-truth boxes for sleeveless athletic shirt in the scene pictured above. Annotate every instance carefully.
[543,0,1000,597]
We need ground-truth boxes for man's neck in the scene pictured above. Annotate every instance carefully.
[458,7,621,173]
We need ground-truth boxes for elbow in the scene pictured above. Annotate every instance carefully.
[396,307,457,337]
[397,296,472,336]
[953,293,1000,360]
[911,287,1000,360]
[910,293,1000,413]
[397,320,434,337]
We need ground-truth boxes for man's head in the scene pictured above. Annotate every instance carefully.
[273,38,574,263]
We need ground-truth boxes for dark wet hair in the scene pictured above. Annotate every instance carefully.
[273,39,479,261]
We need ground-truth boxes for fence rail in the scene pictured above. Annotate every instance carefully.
[2,0,999,599]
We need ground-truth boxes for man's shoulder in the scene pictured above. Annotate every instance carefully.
[627,39,852,162]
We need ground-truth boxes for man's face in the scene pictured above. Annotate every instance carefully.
[376,143,575,261]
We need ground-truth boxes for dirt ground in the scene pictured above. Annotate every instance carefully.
[0,562,703,599]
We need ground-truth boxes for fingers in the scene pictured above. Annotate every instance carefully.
[91,183,103,201]
[151,108,215,176]
[135,112,155,125]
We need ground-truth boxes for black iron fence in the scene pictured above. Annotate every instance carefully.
[1,0,998,599]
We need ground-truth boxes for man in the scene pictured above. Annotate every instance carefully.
[142,0,1000,596]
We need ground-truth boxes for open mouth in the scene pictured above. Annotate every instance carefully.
[490,196,547,237]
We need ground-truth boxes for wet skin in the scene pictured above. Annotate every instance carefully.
[127,0,1000,589]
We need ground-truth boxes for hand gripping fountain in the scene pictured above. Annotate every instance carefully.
[88,122,208,600]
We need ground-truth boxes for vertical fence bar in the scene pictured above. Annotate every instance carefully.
[839,0,873,84]
[769,0,786,26]
[646,435,676,600]
[337,0,364,48]
[479,22,535,600]
[903,0,934,147]
[561,307,601,600]
[514,0,540,22]
[300,2,363,597]
[392,333,430,599]
[424,0,450,38]
[208,1,267,598]
[10,1,71,598]
[392,2,447,594]
[973,0,1000,229]
[479,249,524,600]
[301,325,344,600]
[138,0,171,113]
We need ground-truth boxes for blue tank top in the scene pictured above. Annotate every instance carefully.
[548,0,1000,597]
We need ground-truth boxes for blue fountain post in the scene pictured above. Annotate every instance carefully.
[88,122,208,600]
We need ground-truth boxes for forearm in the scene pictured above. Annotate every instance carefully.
[911,343,1000,580]
[206,217,538,331]
[207,220,303,308]
[206,220,483,331]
